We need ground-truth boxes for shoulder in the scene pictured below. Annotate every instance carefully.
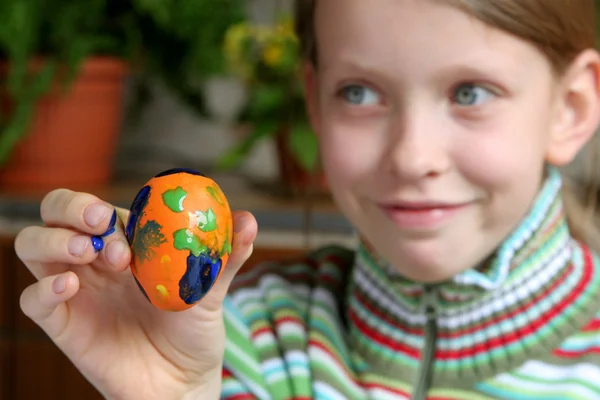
[228,244,355,296]
[224,244,354,325]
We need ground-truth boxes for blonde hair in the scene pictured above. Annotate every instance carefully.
[294,0,600,252]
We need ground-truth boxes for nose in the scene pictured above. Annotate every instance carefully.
[382,109,451,181]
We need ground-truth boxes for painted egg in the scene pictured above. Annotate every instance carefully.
[124,168,233,311]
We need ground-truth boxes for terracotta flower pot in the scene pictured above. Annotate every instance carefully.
[0,56,128,190]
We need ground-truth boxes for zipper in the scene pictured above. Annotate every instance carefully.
[411,285,438,400]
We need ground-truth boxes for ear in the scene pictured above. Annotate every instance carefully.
[545,49,600,166]
[302,61,321,135]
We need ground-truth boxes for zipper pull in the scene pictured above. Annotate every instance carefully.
[421,285,438,320]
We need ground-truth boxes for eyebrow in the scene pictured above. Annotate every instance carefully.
[433,61,517,81]
[321,52,521,85]
[319,54,394,79]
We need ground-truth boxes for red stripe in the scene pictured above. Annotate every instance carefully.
[251,316,306,340]
[222,395,256,400]
[348,307,421,359]
[275,315,303,324]
[318,271,340,287]
[355,290,424,335]
[363,382,410,397]
[222,367,233,378]
[553,347,600,358]
[581,318,600,332]
[251,326,274,338]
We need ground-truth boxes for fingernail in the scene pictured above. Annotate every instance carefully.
[234,214,247,233]
[68,236,89,257]
[53,274,68,294]
[106,240,127,266]
[91,236,104,253]
[84,204,111,228]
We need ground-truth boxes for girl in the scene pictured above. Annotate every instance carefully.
[14,0,600,398]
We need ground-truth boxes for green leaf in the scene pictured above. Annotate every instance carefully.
[215,119,279,170]
[248,84,287,118]
[288,122,319,172]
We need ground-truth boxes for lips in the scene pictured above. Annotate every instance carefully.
[378,201,469,230]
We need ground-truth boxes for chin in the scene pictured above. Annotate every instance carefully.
[379,238,471,283]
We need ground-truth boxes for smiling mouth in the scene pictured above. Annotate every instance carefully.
[378,201,470,230]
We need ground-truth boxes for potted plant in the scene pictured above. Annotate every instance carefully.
[0,0,245,189]
[216,15,326,196]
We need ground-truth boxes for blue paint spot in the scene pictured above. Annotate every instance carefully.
[178,252,222,304]
[125,185,151,246]
[154,168,205,178]
[101,209,118,237]
[91,236,104,252]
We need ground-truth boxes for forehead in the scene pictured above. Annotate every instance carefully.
[313,0,549,81]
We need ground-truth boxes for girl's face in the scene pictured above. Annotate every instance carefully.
[305,0,595,282]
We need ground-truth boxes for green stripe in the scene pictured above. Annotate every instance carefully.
[511,371,600,394]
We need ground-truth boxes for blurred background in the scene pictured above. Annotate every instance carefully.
[0,1,598,398]
[0,1,354,398]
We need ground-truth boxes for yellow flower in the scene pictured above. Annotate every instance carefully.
[262,41,284,67]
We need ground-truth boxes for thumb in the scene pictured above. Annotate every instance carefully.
[205,210,257,302]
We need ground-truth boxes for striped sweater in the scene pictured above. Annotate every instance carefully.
[220,168,600,399]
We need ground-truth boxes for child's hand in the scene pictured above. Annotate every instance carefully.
[14,189,257,399]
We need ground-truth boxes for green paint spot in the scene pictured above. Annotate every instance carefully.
[221,223,232,255]
[133,220,167,263]
[173,228,207,256]
[206,186,225,206]
[196,208,217,232]
[162,187,187,212]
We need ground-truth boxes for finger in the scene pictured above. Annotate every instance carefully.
[40,188,115,235]
[15,226,101,279]
[89,207,131,272]
[20,271,80,340]
[209,210,257,299]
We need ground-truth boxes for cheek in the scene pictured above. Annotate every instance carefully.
[453,110,551,191]
[319,118,385,188]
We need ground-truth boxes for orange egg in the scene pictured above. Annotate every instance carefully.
[125,168,233,311]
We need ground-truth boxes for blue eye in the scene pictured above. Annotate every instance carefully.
[340,84,380,105]
[452,84,494,106]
